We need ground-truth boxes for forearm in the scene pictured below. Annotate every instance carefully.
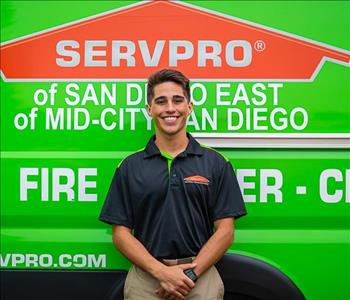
[193,218,234,277]
[112,225,163,278]
[113,225,196,299]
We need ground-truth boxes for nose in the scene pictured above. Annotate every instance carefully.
[165,100,176,113]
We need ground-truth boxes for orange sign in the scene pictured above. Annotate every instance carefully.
[1,1,349,80]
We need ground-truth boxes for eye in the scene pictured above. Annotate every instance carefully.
[173,96,185,103]
[155,98,166,105]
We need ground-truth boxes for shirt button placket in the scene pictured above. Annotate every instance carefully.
[170,164,179,186]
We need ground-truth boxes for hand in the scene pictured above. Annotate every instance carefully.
[156,286,184,299]
[154,262,196,299]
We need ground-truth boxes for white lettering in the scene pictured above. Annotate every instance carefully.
[85,40,107,67]
[56,39,254,68]
[216,83,231,106]
[190,83,207,106]
[127,83,143,106]
[260,169,283,203]
[56,40,80,67]
[198,40,221,67]
[138,40,165,66]
[78,168,97,202]
[320,169,343,203]
[169,40,194,67]
[100,108,117,131]
[52,168,75,201]
[226,40,252,67]
[237,169,256,202]
[112,41,135,67]
[20,168,39,201]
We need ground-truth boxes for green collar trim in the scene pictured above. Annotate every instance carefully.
[160,150,174,160]
[200,144,229,162]
[117,147,145,168]
[160,150,174,175]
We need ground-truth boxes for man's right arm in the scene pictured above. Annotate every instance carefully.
[112,225,196,299]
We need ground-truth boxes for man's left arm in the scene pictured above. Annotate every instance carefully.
[190,159,246,277]
[156,217,234,299]
[192,217,234,277]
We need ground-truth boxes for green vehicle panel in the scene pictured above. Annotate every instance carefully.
[1,1,349,300]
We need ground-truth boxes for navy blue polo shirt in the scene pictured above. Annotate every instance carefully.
[99,133,247,259]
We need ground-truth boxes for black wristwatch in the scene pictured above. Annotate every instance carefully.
[184,268,198,283]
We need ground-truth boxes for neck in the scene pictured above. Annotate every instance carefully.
[155,130,189,157]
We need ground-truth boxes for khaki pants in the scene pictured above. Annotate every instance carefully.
[124,264,224,300]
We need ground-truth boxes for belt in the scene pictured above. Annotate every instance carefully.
[161,257,196,266]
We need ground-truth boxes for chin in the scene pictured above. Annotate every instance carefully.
[159,127,184,137]
[162,130,181,136]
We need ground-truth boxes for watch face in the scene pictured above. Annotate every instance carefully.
[184,269,198,282]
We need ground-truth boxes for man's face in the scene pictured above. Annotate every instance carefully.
[147,81,193,137]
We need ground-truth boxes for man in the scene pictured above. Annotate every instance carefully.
[99,69,247,300]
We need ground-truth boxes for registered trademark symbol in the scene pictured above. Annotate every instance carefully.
[254,40,266,51]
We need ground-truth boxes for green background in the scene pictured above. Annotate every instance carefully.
[1,1,350,300]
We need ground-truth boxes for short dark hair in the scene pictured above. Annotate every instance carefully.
[147,69,191,105]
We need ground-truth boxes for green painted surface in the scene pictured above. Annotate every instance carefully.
[1,1,349,300]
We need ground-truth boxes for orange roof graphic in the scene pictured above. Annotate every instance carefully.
[1,1,349,81]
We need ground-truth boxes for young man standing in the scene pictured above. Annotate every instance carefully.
[99,69,247,300]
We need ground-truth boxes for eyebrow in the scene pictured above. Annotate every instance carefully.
[154,95,185,101]
[154,96,167,102]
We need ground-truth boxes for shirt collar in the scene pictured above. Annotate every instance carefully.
[144,133,203,159]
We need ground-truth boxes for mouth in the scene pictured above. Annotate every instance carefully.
[161,116,180,124]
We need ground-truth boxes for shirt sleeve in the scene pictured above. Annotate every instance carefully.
[212,160,247,221]
[99,162,134,229]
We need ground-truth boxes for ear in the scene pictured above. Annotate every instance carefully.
[188,101,194,115]
[146,103,152,116]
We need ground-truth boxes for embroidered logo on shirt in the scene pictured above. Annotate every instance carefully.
[184,175,210,185]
